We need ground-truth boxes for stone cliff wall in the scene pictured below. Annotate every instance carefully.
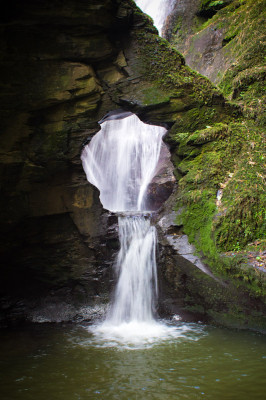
[0,0,231,323]
[0,0,264,330]
[159,0,265,330]
[165,0,265,125]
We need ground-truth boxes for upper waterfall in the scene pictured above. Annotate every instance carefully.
[135,0,175,35]
[81,113,166,212]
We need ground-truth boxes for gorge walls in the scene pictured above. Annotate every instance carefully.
[0,0,227,323]
[0,0,264,330]
[164,0,265,124]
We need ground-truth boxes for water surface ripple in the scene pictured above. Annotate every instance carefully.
[1,323,265,400]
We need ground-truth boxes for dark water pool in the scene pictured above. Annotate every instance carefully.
[0,322,265,400]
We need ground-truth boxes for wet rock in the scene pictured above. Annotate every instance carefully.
[153,189,266,332]
[164,0,230,84]
[146,143,176,210]
[0,0,232,324]
[28,298,108,324]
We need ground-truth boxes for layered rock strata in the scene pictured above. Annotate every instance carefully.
[1,0,263,329]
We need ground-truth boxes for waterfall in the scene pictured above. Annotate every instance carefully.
[135,0,175,35]
[108,216,158,324]
[81,113,182,345]
[81,114,165,212]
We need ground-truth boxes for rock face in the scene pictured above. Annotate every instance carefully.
[163,2,265,260]
[158,0,266,331]
[155,191,266,332]
[146,143,176,211]
[0,0,264,330]
[164,0,265,125]
[0,0,231,324]
[163,0,236,84]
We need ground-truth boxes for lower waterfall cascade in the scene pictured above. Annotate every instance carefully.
[81,113,185,345]
[107,215,158,324]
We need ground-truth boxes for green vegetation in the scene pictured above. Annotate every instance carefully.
[199,0,265,124]
[129,29,231,126]
[126,0,266,321]
[141,86,170,106]
[170,0,265,126]
[198,0,233,17]
[162,0,266,301]
[169,120,266,297]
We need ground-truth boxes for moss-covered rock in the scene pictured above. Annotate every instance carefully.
[0,0,234,324]
[158,242,266,331]
[0,0,264,329]
[198,0,233,18]
[165,118,265,300]
[166,0,265,123]
[159,0,266,326]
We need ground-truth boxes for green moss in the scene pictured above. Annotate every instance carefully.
[166,108,232,144]
[131,30,226,111]
[170,0,265,125]
[199,0,233,15]
[130,0,266,303]
[184,304,205,314]
[176,190,218,260]
[212,0,266,123]
[209,308,266,331]
[214,123,266,250]
[173,16,182,33]
[141,87,170,106]
[170,119,266,297]
[222,30,239,45]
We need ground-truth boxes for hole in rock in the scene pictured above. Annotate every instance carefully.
[81,111,175,213]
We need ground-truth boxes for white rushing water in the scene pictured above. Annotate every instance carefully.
[108,216,158,324]
[81,113,165,212]
[82,113,185,347]
[135,0,175,35]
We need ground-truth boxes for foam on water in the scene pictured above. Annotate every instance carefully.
[88,320,205,349]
